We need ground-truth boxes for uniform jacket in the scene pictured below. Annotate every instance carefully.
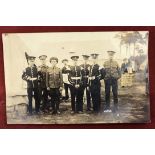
[38,65,49,88]
[104,60,121,80]
[22,65,38,88]
[80,64,91,86]
[68,65,82,86]
[89,64,102,85]
[46,66,63,88]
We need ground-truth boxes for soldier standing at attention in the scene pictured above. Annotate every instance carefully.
[46,57,63,114]
[38,55,49,113]
[68,56,83,114]
[89,54,102,113]
[22,56,40,115]
[104,51,121,114]
[80,55,92,111]
[61,59,71,101]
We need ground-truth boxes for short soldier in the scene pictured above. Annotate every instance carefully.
[46,57,63,114]
[104,51,121,114]
[38,55,49,113]
[62,59,71,101]
[68,56,83,114]
[22,56,40,115]
[89,54,102,113]
[80,55,92,111]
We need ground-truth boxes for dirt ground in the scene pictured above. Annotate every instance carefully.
[7,77,150,124]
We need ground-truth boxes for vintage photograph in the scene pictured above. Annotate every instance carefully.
[2,31,150,124]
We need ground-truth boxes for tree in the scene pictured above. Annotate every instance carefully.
[115,31,145,58]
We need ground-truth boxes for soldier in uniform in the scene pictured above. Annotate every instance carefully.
[22,56,40,115]
[38,55,49,113]
[62,59,71,101]
[103,51,121,114]
[89,54,102,113]
[46,57,63,114]
[68,56,83,114]
[80,55,92,111]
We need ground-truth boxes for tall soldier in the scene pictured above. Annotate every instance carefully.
[89,54,102,113]
[38,55,49,113]
[103,51,121,114]
[62,59,71,101]
[80,55,92,111]
[46,57,63,114]
[22,55,40,115]
[68,56,83,114]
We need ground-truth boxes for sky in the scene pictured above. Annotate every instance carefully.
[15,31,148,62]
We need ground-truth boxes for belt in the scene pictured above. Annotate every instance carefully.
[83,75,89,78]
[71,77,81,80]
[88,76,95,80]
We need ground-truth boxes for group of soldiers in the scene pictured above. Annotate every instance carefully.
[22,50,121,116]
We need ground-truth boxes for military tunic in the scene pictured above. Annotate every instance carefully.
[46,66,63,113]
[22,65,40,114]
[38,65,49,111]
[68,65,83,112]
[104,60,121,112]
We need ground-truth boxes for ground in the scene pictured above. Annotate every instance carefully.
[7,72,150,124]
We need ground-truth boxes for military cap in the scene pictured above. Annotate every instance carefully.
[62,59,68,63]
[28,56,36,60]
[71,56,79,61]
[39,55,47,60]
[82,55,90,60]
[107,51,116,56]
[123,58,128,61]
[91,53,99,59]
[50,57,58,63]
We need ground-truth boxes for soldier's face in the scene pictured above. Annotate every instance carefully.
[50,60,57,66]
[63,61,68,66]
[40,59,46,65]
[109,55,114,60]
[92,59,97,64]
[29,60,35,66]
[84,59,88,64]
[73,60,78,65]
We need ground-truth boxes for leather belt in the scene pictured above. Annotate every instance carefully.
[71,77,81,80]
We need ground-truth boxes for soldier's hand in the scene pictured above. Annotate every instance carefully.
[75,84,79,88]
[91,76,95,80]
[47,87,50,91]
[59,87,63,91]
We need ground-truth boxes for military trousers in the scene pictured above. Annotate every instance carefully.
[104,78,118,110]
[64,83,70,100]
[49,88,60,112]
[38,87,48,111]
[27,88,40,114]
[81,86,91,110]
[69,85,83,112]
[90,82,101,112]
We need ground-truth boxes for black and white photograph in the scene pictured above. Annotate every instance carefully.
[2,31,150,124]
